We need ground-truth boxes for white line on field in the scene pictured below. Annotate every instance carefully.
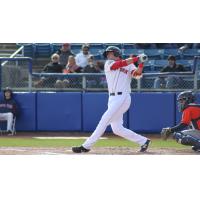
[42,152,67,155]
[33,137,108,140]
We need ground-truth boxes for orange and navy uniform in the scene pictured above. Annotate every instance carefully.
[181,104,200,130]
[171,104,200,132]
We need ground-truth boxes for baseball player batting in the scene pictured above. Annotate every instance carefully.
[72,46,151,153]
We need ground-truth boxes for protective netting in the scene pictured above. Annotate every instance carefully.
[32,73,108,91]
[1,60,30,90]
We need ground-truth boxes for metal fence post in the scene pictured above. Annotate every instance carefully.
[137,78,141,90]
[28,59,32,92]
[193,56,199,92]
[82,75,86,91]
[194,70,198,91]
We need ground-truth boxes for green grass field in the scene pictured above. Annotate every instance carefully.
[0,136,188,149]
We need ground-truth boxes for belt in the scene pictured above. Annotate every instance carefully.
[110,92,122,96]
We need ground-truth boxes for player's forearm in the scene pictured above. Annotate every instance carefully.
[126,57,139,65]
[170,123,188,133]
[131,63,144,76]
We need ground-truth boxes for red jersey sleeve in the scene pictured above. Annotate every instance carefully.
[110,60,128,70]
[132,56,139,63]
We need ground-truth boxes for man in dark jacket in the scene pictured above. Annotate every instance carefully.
[83,55,102,88]
[0,87,19,134]
[154,55,187,89]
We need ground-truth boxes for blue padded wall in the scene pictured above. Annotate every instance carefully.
[129,92,176,133]
[0,91,182,133]
[37,92,81,131]
[14,92,36,131]
[82,93,128,132]
[0,92,36,131]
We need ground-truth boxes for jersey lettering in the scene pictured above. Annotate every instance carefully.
[119,68,128,74]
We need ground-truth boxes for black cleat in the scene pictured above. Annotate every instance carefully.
[139,139,151,152]
[72,146,90,153]
[192,146,200,152]
[7,130,13,136]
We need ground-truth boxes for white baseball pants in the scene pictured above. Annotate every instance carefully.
[82,93,147,149]
[0,112,14,131]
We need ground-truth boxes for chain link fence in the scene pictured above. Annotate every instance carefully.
[23,72,200,92]
[0,57,200,92]
[32,73,108,91]
[0,58,32,91]
[137,74,196,91]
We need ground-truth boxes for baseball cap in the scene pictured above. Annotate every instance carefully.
[168,55,176,61]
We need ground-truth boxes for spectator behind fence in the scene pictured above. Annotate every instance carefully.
[56,43,75,66]
[83,55,101,73]
[154,55,187,89]
[34,53,64,88]
[97,60,107,88]
[82,55,102,88]
[75,44,91,68]
[56,55,82,88]
[0,87,19,135]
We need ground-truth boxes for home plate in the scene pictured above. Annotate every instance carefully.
[33,137,108,140]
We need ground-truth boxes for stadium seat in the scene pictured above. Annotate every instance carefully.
[122,43,136,49]
[143,65,152,73]
[35,43,52,58]
[123,49,144,58]
[154,59,168,66]
[144,60,155,72]
[70,43,83,54]
[89,43,104,55]
[154,60,168,71]
[93,54,102,60]
[163,49,180,59]
[71,48,81,54]
[90,48,103,55]
[176,59,193,66]
[184,66,192,71]
[176,59,193,71]
[17,43,36,57]
[144,49,164,60]
[89,43,104,50]
[71,43,83,49]
[104,43,122,49]
[182,49,200,59]
[51,43,62,53]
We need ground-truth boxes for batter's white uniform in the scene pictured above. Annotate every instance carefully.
[82,59,148,149]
